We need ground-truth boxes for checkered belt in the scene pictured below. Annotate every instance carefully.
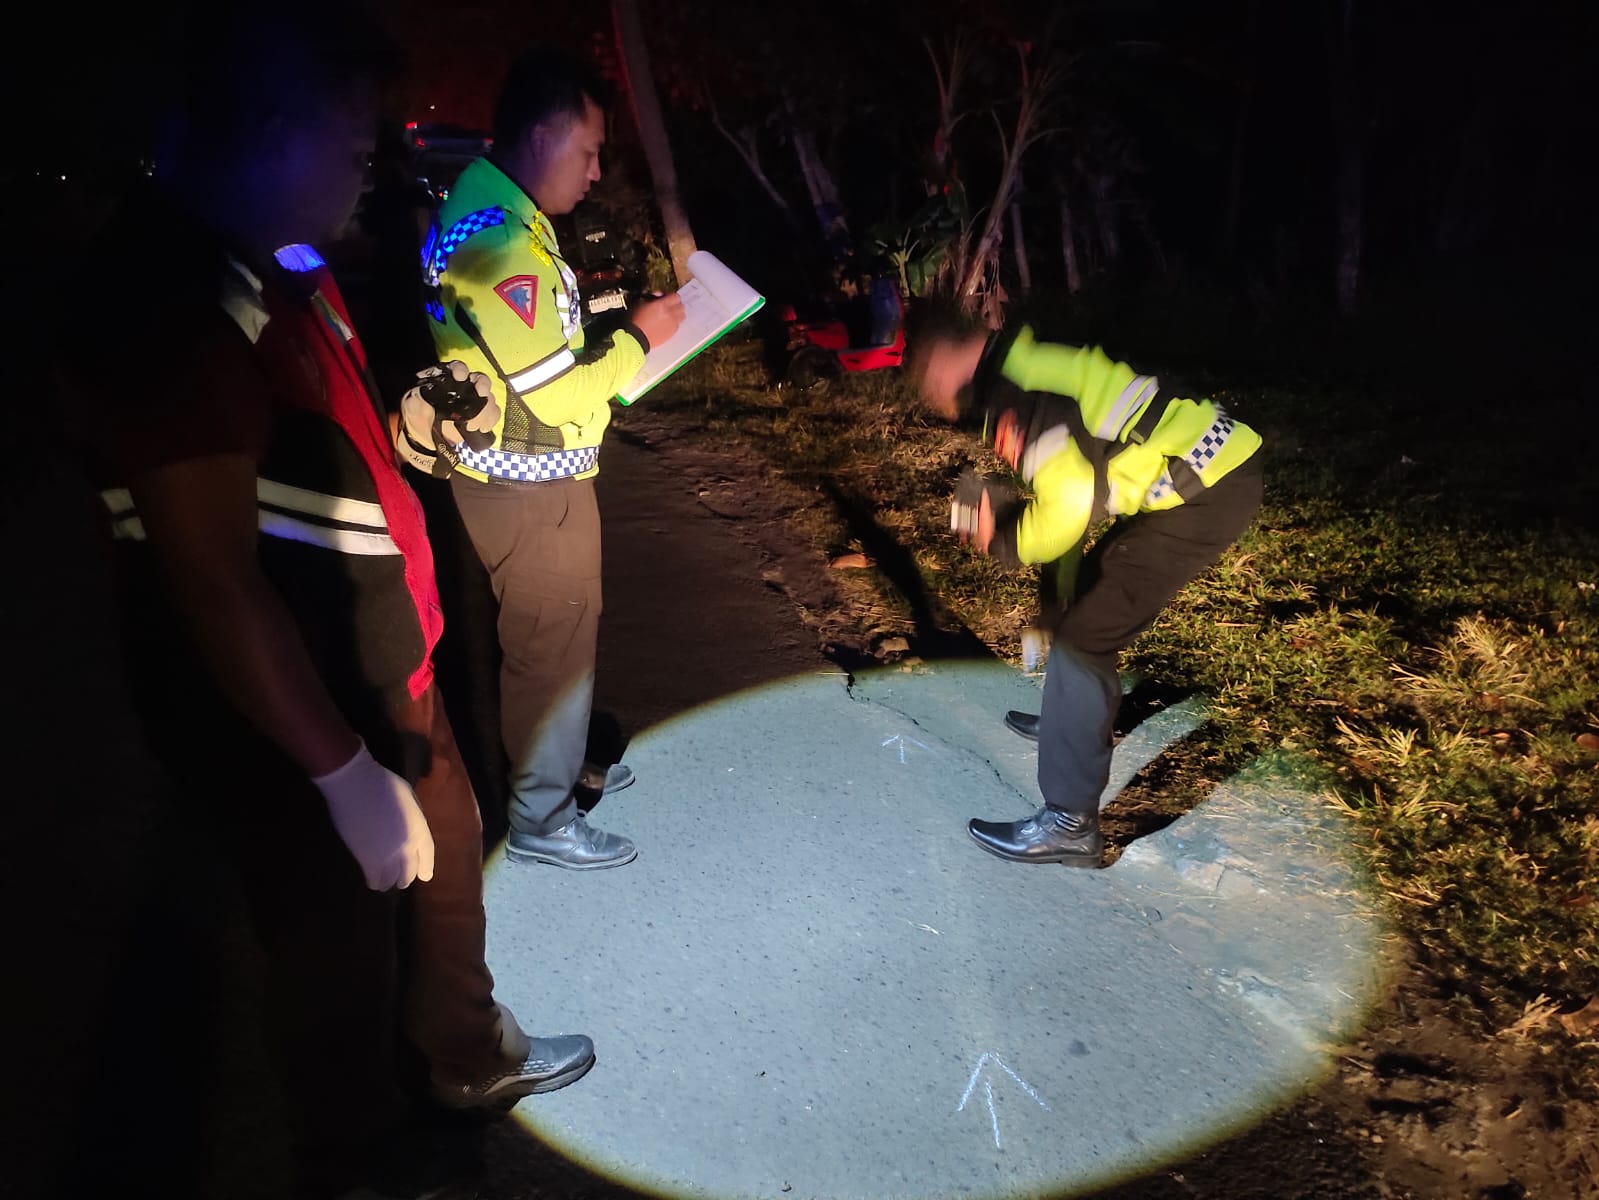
[456,443,599,482]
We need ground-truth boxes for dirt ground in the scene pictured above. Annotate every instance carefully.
[7,395,1593,1200]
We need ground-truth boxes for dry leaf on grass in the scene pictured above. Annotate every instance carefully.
[1557,996,1599,1038]
[1501,994,1561,1039]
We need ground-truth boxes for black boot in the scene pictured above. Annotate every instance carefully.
[1003,710,1040,741]
[968,806,1104,867]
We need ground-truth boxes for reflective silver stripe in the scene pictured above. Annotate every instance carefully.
[257,479,388,530]
[506,347,577,393]
[258,512,400,555]
[1095,374,1159,440]
[110,514,146,541]
[1105,475,1125,514]
[102,489,144,539]
[1018,426,1070,483]
[102,487,397,553]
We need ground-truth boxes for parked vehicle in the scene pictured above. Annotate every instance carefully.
[774,274,905,391]
[564,205,637,327]
[407,121,491,204]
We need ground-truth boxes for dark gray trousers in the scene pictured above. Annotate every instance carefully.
[451,473,602,837]
[1039,460,1263,816]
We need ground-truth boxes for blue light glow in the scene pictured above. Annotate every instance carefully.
[274,243,326,273]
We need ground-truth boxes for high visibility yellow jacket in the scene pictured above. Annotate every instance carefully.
[979,327,1263,566]
[421,158,646,482]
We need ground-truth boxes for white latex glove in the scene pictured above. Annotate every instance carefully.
[311,741,436,891]
[400,361,500,450]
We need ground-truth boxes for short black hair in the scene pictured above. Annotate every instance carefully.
[903,298,989,382]
[493,48,613,151]
[174,1,398,146]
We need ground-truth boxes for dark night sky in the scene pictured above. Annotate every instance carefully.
[23,0,1598,347]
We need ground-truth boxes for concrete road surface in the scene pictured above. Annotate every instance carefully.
[477,434,1390,1200]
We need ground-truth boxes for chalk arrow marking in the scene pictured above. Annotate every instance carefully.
[957,1052,1051,1149]
[880,733,931,764]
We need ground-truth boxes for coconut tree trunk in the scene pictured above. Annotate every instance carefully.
[612,0,697,286]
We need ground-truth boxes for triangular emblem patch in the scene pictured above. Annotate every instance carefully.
[494,275,540,328]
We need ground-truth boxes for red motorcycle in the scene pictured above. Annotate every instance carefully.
[775,275,905,391]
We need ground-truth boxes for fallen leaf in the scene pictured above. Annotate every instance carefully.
[1557,996,1599,1037]
[830,552,873,569]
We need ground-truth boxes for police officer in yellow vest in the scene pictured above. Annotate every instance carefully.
[912,315,1264,868]
[412,50,684,869]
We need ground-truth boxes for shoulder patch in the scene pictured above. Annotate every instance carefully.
[494,276,540,329]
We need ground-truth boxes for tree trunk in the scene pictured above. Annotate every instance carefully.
[1327,0,1363,317]
[953,48,1059,310]
[707,108,798,225]
[1222,0,1259,258]
[1058,190,1082,294]
[1009,198,1031,295]
[612,0,696,287]
[790,118,849,251]
[925,36,968,191]
[1133,203,1167,274]
[1222,96,1249,258]
[958,190,1012,310]
[1332,139,1363,316]
[1092,172,1121,268]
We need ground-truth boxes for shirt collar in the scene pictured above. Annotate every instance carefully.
[456,156,543,229]
[221,256,270,344]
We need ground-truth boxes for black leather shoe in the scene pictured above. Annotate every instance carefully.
[968,806,1104,867]
[576,761,635,796]
[1004,710,1040,741]
[505,815,637,869]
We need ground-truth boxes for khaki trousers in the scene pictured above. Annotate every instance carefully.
[450,473,602,837]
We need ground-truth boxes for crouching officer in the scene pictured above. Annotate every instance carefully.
[912,315,1264,867]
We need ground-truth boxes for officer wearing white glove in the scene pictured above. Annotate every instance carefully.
[312,740,437,891]
[395,360,501,477]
